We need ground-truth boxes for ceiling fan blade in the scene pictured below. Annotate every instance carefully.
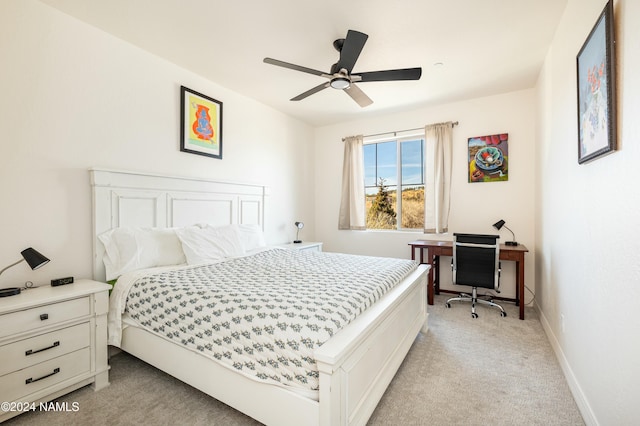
[335,30,368,73]
[264,58,328,77]
[344,83,373,107]
[291,82,330,101]
[355,67,422,82]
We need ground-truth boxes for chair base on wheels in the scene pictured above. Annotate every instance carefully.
[445,287,507,318]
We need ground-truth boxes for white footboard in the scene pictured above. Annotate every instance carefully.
[316,264,429,426]
[117,264,428,426]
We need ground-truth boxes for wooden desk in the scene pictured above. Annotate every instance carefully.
[409,240,529,319]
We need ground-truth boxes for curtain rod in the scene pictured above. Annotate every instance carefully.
[342,121,459,142]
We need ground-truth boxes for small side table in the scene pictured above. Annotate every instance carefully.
[0,279,111,422]
[277,242,323,252]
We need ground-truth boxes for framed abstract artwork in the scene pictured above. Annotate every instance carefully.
[576,0,616,164]
[180,86,223,159]
[468,133,508,183]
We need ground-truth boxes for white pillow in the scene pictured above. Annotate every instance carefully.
[175,225,245,265]
[98,228,186,281]
[195,223,266,252]
[233,224,266,252]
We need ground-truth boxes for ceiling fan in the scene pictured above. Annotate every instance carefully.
[263,30,422,107]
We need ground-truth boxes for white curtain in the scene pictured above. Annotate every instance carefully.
[424,122,453,233]
[338,135,366,230]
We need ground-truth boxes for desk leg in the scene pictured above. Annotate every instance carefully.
[433,254,440,296]
[426,249,434,305]
[517,256,525,320]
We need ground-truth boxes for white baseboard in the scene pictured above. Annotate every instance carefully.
[536,304,598,426]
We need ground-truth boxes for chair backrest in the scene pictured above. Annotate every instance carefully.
[452,233,500,290]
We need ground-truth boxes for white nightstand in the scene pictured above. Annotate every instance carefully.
[0,279,111,422]
[277,242,323,252]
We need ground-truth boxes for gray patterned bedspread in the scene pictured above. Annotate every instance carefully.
[117,248,418,393]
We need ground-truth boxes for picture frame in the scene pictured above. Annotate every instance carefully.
[576,0,616,164]
[468,133,509,183]
[180,86,223,159]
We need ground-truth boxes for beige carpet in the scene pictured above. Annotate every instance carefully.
[5,295,584,426]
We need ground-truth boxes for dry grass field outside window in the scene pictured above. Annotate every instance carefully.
[366,187,424,230]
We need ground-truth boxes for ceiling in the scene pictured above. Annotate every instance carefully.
[41,0,567,127]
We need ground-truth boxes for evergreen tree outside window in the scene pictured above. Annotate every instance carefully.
[367,177,397,229]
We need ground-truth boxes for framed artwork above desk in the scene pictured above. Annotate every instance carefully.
[409,239,529,320]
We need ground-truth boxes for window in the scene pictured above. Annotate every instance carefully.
[364,136,425,230]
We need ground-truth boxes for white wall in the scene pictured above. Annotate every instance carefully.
[535,0,640,424]
[314,90,536,299]
[0,0,314,287]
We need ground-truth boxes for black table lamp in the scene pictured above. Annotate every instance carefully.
[0,247,50,297]
[492,220,518,246]
[294,221,304,243]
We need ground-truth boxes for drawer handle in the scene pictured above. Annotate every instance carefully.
[25,341,60,356]
[40,313,49,321]
[25,368,60,384]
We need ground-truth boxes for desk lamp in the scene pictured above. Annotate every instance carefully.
[492,220,518,246]
[294,222,304,244]
[0,247,50,297]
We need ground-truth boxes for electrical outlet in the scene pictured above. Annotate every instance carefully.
[561,314,565,333]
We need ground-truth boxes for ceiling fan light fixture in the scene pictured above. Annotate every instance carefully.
[330,77,350,90]
[264,29,421,106]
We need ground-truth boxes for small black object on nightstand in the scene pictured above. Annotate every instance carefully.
[51,277,74,287]
[0,287,21,297]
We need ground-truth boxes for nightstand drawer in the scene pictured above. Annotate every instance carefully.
[277,242,323,252]
[298,244,321,252]
[0,297,90,339]
[0,323,91,376]
[0,347,91,402]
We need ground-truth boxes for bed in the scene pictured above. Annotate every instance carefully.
[91,168,429,426]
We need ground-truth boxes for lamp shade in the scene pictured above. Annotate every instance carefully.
[492,220,506,230]
[21,247,50,270]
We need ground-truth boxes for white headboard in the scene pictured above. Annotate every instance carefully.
[90,168,267,282]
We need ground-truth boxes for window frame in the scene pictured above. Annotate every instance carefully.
[363,131,425,231]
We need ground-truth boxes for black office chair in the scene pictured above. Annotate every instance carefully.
[445,233,506,318]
